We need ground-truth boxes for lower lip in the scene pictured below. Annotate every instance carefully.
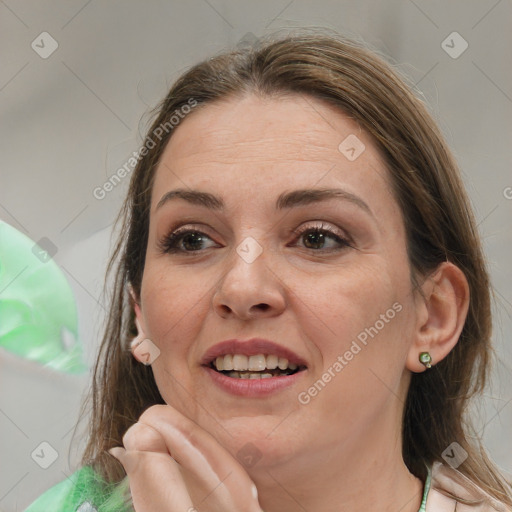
[203,365,306,397]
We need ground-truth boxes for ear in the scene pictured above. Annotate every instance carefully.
[128,283,144,328]
[406,262,470,373]
[128,283,148,361]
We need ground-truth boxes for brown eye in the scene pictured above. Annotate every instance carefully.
[158,229,218,254]
[292,223,352,252]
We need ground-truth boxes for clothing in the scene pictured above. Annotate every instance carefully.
[420,468,432,512]
[24,465,133,512]
[24,461,509,512]
[425,462,510,511]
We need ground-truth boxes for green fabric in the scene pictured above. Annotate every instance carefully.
[25,463,433,511]
[24,465,134,512]
[418,466,432,512]
[0,220,88,374]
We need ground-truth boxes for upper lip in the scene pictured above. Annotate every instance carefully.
[201,338,308,368]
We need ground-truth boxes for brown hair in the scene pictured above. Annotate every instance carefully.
[76,28,512,505]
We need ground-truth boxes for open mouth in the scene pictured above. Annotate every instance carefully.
[208,354,307,379]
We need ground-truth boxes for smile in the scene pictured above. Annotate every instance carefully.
[210,353,306,378]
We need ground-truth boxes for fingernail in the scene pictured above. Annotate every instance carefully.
[109,447,138,474]
[108,447,126,460]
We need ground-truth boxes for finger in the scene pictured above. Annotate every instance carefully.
[122,421,170,455]
[120,415,249,510]
[110,447,196,512]
[136,404,262,512]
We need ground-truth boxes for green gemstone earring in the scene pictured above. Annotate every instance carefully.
[419,352,432,369]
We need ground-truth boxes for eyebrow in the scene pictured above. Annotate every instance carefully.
[156,187,373,217]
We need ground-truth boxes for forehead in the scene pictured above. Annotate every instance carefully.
[151,93,395,218]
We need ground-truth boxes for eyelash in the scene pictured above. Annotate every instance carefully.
[157,222,353,255]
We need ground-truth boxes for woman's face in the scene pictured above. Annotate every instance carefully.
[136,93,421,472]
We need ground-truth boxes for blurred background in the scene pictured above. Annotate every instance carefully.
[1,1,511,510]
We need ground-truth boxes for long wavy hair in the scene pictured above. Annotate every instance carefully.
[74,28,512,505]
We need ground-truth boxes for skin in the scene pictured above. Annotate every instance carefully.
[110,93,470,512]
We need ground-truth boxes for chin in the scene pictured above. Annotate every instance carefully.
[212,416,302,468]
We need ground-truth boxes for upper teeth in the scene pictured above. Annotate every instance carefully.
[214,354,298,372]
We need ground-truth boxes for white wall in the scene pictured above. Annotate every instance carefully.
[1,1,511,510]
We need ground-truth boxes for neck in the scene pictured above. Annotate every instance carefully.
[249,411,424,511]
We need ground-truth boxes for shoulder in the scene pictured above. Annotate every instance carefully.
[24,465,133,512]
[425,462,512,512]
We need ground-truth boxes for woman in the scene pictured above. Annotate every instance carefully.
[25,30,512,511]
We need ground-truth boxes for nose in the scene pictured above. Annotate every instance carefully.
[212,243,286,320]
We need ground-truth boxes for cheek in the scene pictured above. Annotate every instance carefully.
[140,263,215,352]
[294,266,413,435]
[294,260,407,347]
[292,258,415,413]
[139,264,211,407]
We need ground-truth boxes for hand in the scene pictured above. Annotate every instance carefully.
[108,404,263,512]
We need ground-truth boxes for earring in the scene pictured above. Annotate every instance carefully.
[419,352,432,369]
